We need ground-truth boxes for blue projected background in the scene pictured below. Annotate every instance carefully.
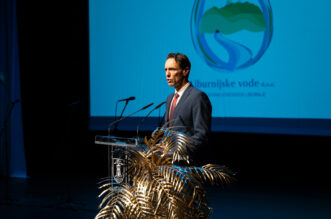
[89,0,331,135]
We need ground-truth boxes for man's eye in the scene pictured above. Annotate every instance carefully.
[165,68,178,72]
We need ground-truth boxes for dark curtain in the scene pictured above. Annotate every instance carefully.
[0,0,26,178]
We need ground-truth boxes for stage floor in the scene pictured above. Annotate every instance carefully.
[1,176,331,219]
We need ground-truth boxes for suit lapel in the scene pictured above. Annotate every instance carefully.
[172,84,192,118]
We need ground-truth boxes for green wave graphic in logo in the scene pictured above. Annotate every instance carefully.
[191,0,273,72]
[199,3,266,34]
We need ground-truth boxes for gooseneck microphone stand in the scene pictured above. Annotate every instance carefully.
[114,97,135,133]
[114,100,129,133]
[136,101,166,139]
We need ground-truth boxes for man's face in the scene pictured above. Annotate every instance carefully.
[165,58,189,90]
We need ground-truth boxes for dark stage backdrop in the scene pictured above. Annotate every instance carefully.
[16,0,91,177]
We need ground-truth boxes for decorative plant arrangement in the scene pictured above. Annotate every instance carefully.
[96,127,233,219]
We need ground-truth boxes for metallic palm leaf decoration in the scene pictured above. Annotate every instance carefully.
[96,126,233,219]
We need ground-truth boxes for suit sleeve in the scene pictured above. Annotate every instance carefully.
[191,92,212,149]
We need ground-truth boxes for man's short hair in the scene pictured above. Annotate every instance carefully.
[167,53,191,70]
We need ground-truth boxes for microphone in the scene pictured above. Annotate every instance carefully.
[118,96,135,102]
[115,96,136,130]
[141,102,154,110]
[154,101,166,110]
[108,102,154,136]
[136,101,166,137]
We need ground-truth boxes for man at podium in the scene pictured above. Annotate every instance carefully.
[164,53,212,165]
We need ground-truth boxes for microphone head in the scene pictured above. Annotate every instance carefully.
[155,101,166,109]
[118,96,136,102]
[142,102,154,110]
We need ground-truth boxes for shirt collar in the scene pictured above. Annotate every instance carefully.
[175,82,190,96]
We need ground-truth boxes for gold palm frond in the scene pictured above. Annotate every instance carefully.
[145,125,194,164]
[183,164,234,186]
[96,128,234,219]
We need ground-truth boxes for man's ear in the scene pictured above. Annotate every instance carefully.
[183,68,190,77]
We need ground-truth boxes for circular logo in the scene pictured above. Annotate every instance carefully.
[191,0,273,72]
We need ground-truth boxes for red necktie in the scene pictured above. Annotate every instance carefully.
[169,93,179,122]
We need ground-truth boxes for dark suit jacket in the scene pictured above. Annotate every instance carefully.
[165,84,212,155]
